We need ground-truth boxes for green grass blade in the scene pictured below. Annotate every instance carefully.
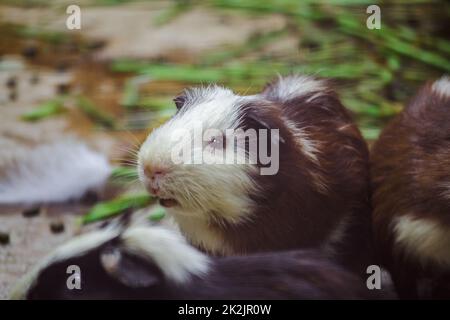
[76,96,118,129]
[21,99,66,121]
[82,193,153,224]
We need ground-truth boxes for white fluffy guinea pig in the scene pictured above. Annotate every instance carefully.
[138,74,373,274]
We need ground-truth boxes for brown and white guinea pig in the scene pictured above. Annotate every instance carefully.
[138,74,373,274]
[371,76,450,299]
[11,224,377,300]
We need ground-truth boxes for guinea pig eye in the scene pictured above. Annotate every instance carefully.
[209,135,225,149]
[173,95,186,110]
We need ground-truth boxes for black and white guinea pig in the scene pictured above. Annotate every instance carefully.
[371,76,450,299]
[11,224,376,300]
[138,74,373,274]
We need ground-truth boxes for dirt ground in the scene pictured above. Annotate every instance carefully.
[0,206,83,299]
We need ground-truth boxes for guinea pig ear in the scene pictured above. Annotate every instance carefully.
[246,111,286,144]
[100,245,162,288]
[173,94,187,110]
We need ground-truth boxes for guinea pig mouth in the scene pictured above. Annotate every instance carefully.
[159,198,178,208]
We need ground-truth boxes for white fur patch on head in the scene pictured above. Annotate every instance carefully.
[394,215,450,267]
[441,182,450,201]
[120,226,210,283]
[10,227,119,300]
[0,140,111,204]
[281,116,319,162]
[172,85,242,132]
[280,116,328,194]
[263,75,326,181]
[432,76,450,98]
[263,74,328,102]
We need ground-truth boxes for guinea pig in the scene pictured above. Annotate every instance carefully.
[371,76,450,299]
[11,224,377,300]
[138,74,373,275]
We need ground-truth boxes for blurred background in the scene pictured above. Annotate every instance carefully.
[0,0,449,299]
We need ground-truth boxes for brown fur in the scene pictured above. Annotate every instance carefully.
[205,79,374,276]
[371,80,450,298]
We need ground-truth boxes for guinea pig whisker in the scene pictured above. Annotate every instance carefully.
[121,130,143,149]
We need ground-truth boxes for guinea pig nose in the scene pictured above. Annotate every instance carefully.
[144,165,169,180]
[153,170,165,177]
[150,170,167,181]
